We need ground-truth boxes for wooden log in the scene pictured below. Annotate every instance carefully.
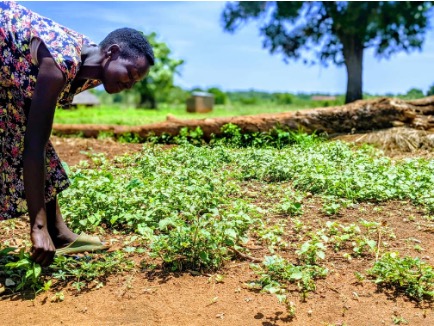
[52,97,434,139]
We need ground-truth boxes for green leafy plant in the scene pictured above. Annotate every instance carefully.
[0,248,47,294]
[250,255,328,304]
[367,252,434,301]
[297,234,327,264]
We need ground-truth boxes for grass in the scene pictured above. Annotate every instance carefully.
[53,102,328,126]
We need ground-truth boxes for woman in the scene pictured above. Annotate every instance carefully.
[0,1,154,266]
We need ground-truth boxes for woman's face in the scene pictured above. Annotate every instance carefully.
[101,54,150,94]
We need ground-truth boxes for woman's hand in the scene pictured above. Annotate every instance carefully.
[30,227,56,267]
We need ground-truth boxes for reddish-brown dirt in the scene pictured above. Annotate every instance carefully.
[50,136,145,166]
[1,136,434,326]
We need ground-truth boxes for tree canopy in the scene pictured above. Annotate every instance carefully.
[221,1,434,103]
[133,32,184,108]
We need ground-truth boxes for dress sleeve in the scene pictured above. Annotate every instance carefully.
[30,37,41,65]
[28,12,83,81]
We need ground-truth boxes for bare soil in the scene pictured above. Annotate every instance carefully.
[1,136,434,326]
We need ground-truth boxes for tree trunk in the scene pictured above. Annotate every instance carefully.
[139,92,157,109]
[342,36,364,104]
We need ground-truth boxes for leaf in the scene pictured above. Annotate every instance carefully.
[0,247,17,256]
[366,240,377,250]
[199,251,209,262]
[123,246,137,253]
[6,258,30,269]
[317,251,326,260]
[158,218,176,231]
[33,264,42,279]
[291,272,303,280]
[276,294,287,304]
[225,228,238,239]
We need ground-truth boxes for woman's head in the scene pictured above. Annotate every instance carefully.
[99,28,155,94]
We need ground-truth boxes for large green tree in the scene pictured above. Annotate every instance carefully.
[134,32,184,108]
[222,1,434,103]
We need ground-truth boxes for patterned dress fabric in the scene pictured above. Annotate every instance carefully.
[0,1,101,219]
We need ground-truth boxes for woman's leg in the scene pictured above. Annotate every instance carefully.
[46,196,78,248]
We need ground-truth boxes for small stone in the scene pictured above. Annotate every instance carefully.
[5,278,15,287]
[307,309,313,316]
[216,313,224,319]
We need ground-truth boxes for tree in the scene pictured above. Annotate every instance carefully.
[405,87,424,99]
[133,32,184,108]
[221,1,434,103]
[426,83,434,96]
[207,87,228,105]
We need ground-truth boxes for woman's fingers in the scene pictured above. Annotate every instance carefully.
[40,251,55,267]
[31,247,55,266]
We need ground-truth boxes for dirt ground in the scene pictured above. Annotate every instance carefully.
[1,136,434,326]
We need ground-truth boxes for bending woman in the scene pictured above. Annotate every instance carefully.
[0,1,154,266]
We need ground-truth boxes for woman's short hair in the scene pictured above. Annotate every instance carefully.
[99,27,155,65]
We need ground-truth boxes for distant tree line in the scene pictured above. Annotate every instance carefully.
[93,84,434,109]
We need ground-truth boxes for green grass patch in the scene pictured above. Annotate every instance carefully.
[54,103,311,126]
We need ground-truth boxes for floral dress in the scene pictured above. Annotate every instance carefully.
[0,1,101,220]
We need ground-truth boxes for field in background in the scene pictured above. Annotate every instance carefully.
[54,101,344,126]
[55,89,429,126]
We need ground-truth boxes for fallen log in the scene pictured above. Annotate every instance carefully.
[52,96,434,139]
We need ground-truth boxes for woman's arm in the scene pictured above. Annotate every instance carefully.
[23,42,66,266]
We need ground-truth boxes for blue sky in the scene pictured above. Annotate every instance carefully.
[19,1,434,95]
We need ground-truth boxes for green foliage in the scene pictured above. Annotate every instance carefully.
[173,127,205,146]
[321,196,353,216]
[59,145,258,271]
[297,234,327,264]
[207,87,228,105]
[150,206,253,271]
[324,220,382,257]
[278,191,304,216]
[57,133,434,276]
[0,247,134,295]
[117,132,143,143]
[50,252,135,291]
[250,255,328,301]
[54,102,308,126]
[426,83,434,96]
[404,88,425,99]
[8,125,434,302]
[145,124,322,148]
[367,252,434,301]
[234,140,434,211]
[133,32,184,108]
[60,130,434,250]
[165,86,190,105]
[210,123,322,149]
[0,248,46,294]
[226,90,272,105]
[272,92,293,105]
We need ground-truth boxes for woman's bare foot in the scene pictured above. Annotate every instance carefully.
[46,197,78,249]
